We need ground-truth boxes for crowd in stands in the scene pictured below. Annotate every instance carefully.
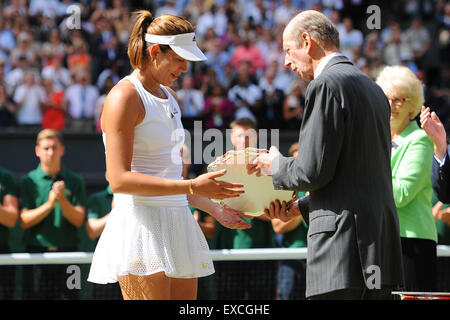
[0,0,447,132]
[0,0,450,300]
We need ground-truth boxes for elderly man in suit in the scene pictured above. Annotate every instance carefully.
[249,10,404,300]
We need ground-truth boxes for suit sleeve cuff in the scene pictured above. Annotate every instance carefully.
[435,154,447,167]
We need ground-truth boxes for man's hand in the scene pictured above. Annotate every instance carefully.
[263,199,301,222]
[247,146,282,176]
[433,201,450,226]
[48,189,59,207]
[213,204,252,230]
[52,181,66,201]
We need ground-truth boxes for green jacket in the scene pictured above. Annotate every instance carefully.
[391,121,437,242]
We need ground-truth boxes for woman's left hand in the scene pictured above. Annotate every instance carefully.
[213,204,252,230]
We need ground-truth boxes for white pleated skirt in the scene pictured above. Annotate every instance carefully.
[87,202,215,284]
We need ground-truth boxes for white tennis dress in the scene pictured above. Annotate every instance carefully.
[87,74,214,284]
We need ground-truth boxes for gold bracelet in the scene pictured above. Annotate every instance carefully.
[188,179,194,195]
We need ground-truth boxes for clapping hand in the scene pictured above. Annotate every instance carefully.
[420,106,448,161]
[52,181,66,201]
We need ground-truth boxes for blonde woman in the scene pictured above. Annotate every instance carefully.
[376,65,438,292]
[88,11,249,300]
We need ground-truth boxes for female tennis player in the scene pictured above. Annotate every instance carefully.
[88,10,250,300]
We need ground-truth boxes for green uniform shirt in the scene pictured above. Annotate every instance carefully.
[280,191,308,248]
[188,205,216,249]
[87,186,113,220]
[281,220,308,248]
[20,164,86,248]
[0,167,17,246]
[215,217,275,249]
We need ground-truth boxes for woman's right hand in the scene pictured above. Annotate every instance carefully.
[191,169,245,200]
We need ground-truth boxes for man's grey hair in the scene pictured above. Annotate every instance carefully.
[286,10,340,50]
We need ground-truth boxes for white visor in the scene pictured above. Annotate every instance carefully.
[145,32,207,62]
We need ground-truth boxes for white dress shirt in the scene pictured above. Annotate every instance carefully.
[314,52,346,79]
[65,83,99,119]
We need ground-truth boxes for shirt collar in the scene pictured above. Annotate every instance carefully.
[392,121,418,148]
[36,163,66,180]
[314,52,346,79]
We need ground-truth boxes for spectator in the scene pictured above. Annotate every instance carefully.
[203,36,232,86]
[258,67,285,129]
[339,17,363,61]
[230,33,266,76]
[67,38,91,76]
[0,83,17,127]
[183,0,204,22]
[264,36,286,74]
[377,65,438,292]
[40,77,66,131]
[383,29,413,67]
[368,53,386,81]
[436,2,450,65]
[219,21,240,52]
[155,0,180,17]
[274,0,297,27]
[204,83,234,129]
[86,183,122,299]
[229,117,258,150]
[214,117,276,300]
[95,76,115,132]
[328,8,345,34]
[403,18,431,68]
[381,20,401,45]
[19,129,86,299]
[96,59,120,90]
[41,56,72,90]
[271,142,308,300]
[5,54,28,96]
[196,4,228,38]
[228,61,262,121]
[40,29,67,61]
[13,70,44,128]
[241,0,269,27]
[90,16,124,76]
[28,0,59,18]
[65,68,100,131]
[363,30,383,62]
[0,166,19,299]
[10,31,37,69]
[176,75,205,129]
[282,81,305,130]
[0,17,16,58]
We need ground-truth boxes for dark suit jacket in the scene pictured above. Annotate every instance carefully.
[272,55,404,298]
[431,147,450,203]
